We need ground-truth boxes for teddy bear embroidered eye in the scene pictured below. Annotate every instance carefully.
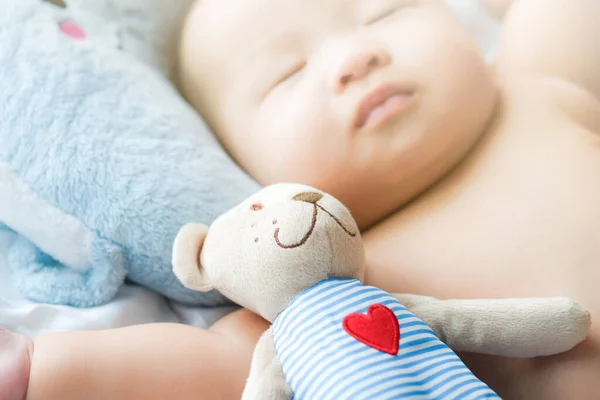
[172,183,591,400]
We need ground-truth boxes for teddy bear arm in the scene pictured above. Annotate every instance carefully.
[393,293,591,358]
[242,328,292,400]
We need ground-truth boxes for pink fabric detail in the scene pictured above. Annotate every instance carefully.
[58,20,86,40]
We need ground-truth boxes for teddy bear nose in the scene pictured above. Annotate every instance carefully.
[293,192,323,204]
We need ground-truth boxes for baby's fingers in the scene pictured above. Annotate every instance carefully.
[0,327,32,400]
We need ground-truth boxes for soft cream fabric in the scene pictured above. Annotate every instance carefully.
[394,294,591,357]
[172,183,591,398]
[242,328,292,400]
[173,183,590,352]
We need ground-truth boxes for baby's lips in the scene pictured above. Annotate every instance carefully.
[354,83,414,129]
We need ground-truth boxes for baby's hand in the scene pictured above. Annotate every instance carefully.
[0,327,32,400]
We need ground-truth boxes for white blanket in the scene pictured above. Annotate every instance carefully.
[0,230,235,336]
[0,0,500,338]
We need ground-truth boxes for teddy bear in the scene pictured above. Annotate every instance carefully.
[172,183,591,400]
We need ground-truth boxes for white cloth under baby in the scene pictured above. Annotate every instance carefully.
[0,230,236,337]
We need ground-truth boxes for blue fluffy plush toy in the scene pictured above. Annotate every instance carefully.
[0,0,260,307]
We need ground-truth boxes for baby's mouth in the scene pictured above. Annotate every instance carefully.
[354,84,414,130]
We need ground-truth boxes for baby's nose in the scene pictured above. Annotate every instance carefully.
[334,46,391,93]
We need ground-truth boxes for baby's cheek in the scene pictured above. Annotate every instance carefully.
[252,89,347,184]
[257,135,332,185]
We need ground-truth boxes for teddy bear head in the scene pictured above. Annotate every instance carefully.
[172,183,365,321]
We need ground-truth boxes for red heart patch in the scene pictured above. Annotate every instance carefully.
[342,304,400,355]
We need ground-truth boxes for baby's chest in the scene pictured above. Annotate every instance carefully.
[364,84,600,300]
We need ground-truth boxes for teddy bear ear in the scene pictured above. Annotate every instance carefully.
[172,223,214,292]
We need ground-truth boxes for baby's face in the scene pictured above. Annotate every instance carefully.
[180,0,497,227]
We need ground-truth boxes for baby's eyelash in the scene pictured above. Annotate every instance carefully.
[364,0,419,25]
[273,63,306,88]
[365,7,401,25]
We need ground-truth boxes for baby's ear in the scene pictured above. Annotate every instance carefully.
[172,223,214,292]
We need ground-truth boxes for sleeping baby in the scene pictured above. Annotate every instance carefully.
[2,0,599,399]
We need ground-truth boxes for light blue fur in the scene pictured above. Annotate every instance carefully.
[0,0,260,307]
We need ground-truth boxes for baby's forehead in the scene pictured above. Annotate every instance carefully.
[193,0,439,57]
[197,0,409,43]
[191,0,342,80]
[197,0,332,43]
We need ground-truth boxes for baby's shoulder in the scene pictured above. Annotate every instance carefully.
[494,0,600,104]
[499,76,600,135]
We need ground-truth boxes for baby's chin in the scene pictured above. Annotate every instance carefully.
[338,129,492,228]
[249,135,478,230]
[286,163,428,230]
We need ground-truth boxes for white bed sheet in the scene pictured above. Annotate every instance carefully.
[0,0,500,338]
[0,230,236,336]
[447,0,501,63]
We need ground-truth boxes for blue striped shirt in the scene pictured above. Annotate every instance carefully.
[272,278,499,400]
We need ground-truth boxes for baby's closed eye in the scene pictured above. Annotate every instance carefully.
[273,62,306,89]
[361,0,419,25]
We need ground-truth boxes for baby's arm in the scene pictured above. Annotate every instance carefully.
[489,0,600,98]
[23,309,268,400]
